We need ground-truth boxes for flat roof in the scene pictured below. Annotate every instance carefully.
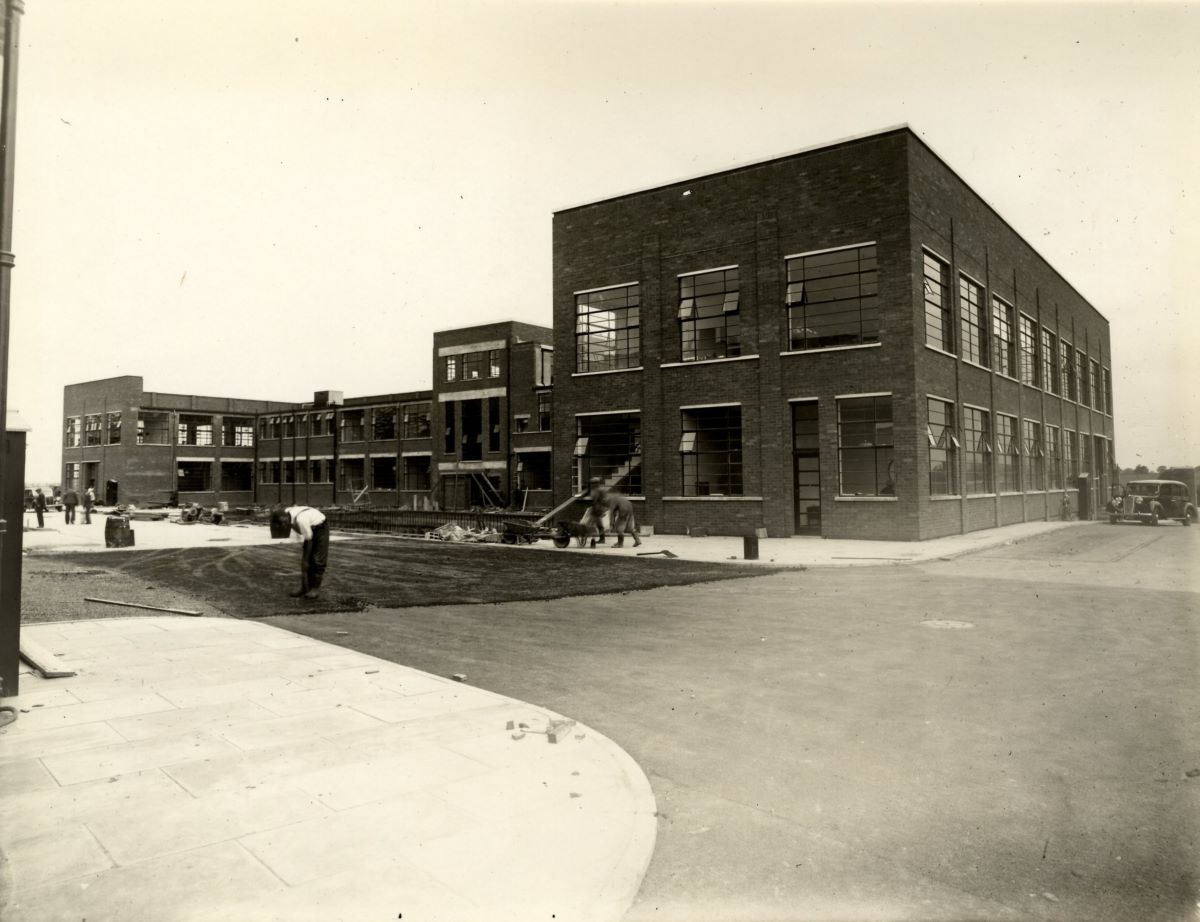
[555,124,1107,323]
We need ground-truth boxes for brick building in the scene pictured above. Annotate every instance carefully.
[552,126,1116,539]
[60,321,553,511]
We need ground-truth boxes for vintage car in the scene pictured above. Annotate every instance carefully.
[1108,480,1197,526]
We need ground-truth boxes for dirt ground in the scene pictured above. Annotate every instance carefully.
[42,538,773,619]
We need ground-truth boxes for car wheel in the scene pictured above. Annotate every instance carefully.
[1184,507,1196,527]
[1147,508,1160,526]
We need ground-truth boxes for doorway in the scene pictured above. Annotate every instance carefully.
[792,401,822,535]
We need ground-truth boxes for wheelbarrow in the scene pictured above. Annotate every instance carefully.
[501,519,578,549]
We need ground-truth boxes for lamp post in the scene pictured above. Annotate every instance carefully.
[0,0,25,697]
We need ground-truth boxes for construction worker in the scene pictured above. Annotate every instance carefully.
[270,504,329,599]
[608,488,642,548]
[581,477,609,545]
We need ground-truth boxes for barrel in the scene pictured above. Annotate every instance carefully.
[105,515,135,548]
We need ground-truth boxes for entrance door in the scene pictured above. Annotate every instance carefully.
[792,402,822,535]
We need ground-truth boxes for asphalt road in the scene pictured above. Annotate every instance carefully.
[257,522,1200,922]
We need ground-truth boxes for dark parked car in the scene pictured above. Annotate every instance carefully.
[1108,480,1197,526]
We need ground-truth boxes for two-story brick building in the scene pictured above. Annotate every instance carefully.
[551,126,1116,539]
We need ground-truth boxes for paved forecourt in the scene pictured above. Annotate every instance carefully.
[0,616,656,922]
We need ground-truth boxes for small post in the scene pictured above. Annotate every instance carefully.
[743,534,759,561]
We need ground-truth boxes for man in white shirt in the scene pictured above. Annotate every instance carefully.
[270,504,329,599]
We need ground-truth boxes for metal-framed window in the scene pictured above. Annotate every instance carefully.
[1103,368,1113,416]
[177,460,212,492]
[371,457,398,491]
[137,411,170,445]
[402,404,431,439]
[680,405,742,496]
[922,252,952,353]
[444,355,459,382]
[679,268,741,362]
[488,396,501,453]
[1018,314,1040,387]
[64,416,80,448]
[340,409,365,443]
[1045,425,1062,490]
[1063,429,1077,479]
[992,297,1016,376]
[537,392,552,432]
[837,395,894,496]
[308,459,332,484]
[106,411,122,445]
[462,352,484,381]
[1076,349,1089,405]
[576,284,641,372]
[962,407,993,494]
[403,456,431,491]
[372,407,397,440]
[1089,360,1102,411]
[959,275,988,366]
[927,398,959,496]
[339,458,366,492]
[575,412,642,496]
[84,414,102,447]
[220,461,253,492]
[177,414,214,447]
[64,463,81,491]
[785,244,879,350]
[222,417,254,448]
[1060,340,1076,400]
[996,414,1020,492]
[1081,434,1093,476]
[1042,328,1060,395]
[1022,419,1044,490]
[488,349,502,378]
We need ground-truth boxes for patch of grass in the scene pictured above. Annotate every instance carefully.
[60,538,775,617]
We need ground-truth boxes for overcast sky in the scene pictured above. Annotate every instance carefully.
[10,0,1199,482]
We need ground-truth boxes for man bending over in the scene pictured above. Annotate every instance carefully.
[270,504,329,599]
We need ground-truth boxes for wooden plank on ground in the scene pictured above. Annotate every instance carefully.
[84,597,203,617]
[19,637,77,679]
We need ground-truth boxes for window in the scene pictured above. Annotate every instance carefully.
[575,413,642,496]
[315,412,335,437]
[282,460,296,485]
[1060,341,1076,400]
[537,392,552,432]
[1076,349,1089,405]
[462,351,484,381]
[992,298,1016,377]
[135,411,168,445]
[996,414,1020,492]
[517,453,551,492]
[1081,435,1093,476]
[1045,425,1062,490]
[258,418,269,439]
[959,276,988,365]
[339,458,366,492]
[402,404,431,439]
[1063,430,1077,480]
[64,416,80,448]
[680,406,742,496]
[538,348,554,386]
[84,414,102,447]
[372,408,397,440]
[445,355,459,382]
[308,459,331,484]
[514,415,530,434]
[786,244,879,350]
[837,396,894,496]
[679,267,740,362]
[460,399,483,461]
[487,396,501,453]
[177,461,212,493]
[1103,368,1113,416]
[371,457,398,490]
[178,414,214,447]
[922,252,952,352]
[403,456,432,492]
[1042,329,1059,395]
[282,415,296,439]
[1018,315,1039,387]
[962,407,993,494]
[927,398,959,496]
[295,414,308,438]
[106,411,122,445]
[220,461,253,492]
[1022,419,1044,490]
[576,284,640,372]
[223,417,254,448]
[340,410,365,442]
[488,349,502,378]
[444,404,456,454]
[64,462,81,490]
[1089,360,1101,411]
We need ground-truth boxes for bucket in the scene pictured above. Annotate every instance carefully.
[269,515,291,539]
[105,515,135,548]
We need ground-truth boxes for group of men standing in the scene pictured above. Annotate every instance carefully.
[30,485,94,528]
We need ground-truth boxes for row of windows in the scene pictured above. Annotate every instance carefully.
[922,249,1112,413]
[256,456,433,492]
[64,413,125,448]
[445,349,502,383]
[929,397,1111,496]
[259,405,432,442]
[575,244,881,372]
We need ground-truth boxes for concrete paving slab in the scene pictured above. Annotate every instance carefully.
[0,616,656,922]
